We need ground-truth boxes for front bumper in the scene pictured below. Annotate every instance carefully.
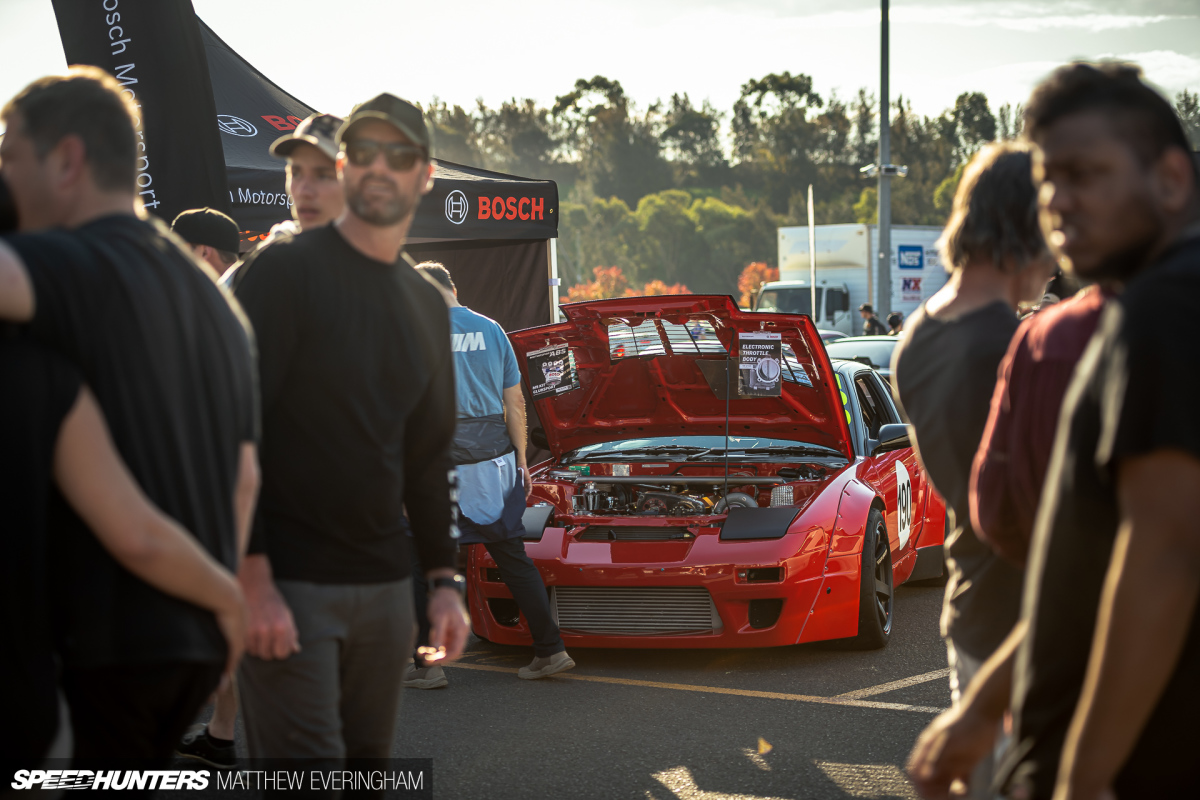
[465,523,861,649]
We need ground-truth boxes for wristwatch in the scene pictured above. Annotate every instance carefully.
[431,574,466,594]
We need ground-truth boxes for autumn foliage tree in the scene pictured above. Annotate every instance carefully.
[640,280,691,296]
[737,262,778,307]
[566,266,690,301]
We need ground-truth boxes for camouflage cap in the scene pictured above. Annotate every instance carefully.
[269,113,343,162]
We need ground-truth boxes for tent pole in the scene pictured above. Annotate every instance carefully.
[548,239,561,323]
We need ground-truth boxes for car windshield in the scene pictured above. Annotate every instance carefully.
[564,435,845,463]
[824,339,898,369]
[756,288,820,316]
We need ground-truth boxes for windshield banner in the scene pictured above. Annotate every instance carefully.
[527,344,580,400]
[737,332,782,397]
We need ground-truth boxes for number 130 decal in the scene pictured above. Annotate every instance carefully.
[896,461,912,550]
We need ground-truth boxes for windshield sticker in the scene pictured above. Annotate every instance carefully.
[527,344,580,399]
[836,374,852,426]
[738,332,783,397]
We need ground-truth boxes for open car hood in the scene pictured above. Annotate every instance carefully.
[509,295,853,461]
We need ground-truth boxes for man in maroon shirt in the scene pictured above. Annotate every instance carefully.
[969,284,1111,566]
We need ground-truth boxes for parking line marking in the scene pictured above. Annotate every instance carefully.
[444,662,944,713]
[833,668,950,700]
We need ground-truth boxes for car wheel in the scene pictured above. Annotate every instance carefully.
[849,507,894,649]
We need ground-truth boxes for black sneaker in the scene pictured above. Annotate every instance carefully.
[175,723,236,769]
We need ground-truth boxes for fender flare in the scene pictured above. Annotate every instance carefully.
[795,477,884,643]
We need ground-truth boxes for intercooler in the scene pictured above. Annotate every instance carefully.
[550,586,723,635]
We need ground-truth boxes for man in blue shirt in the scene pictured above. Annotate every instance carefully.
[407,262,573,687]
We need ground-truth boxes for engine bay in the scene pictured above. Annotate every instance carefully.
[540,464,829,518]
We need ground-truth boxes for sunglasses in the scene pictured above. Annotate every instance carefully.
[343,139,426,171]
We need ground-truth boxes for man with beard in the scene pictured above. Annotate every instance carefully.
[231,94,469,766]
[907,63,1200,800]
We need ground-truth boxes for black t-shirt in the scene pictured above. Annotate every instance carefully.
[863,315,888,336]
[4,214,258,669]
[892,300,1024,658]
[0,332,81,763]
[231,224,458,583]
[1005,233,1200,799]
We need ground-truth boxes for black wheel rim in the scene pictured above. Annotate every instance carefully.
[873,523,894,635]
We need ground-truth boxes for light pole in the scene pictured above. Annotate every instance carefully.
[860,0,907,317]
[877,0,891,318]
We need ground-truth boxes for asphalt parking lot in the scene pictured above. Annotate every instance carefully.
[396,582,949,800]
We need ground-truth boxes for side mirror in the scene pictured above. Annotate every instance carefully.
[841,292,850,312]
[872,423,911,455]
[529,427,550,451]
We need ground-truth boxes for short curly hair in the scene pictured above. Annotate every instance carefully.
[1024,61,1192,168]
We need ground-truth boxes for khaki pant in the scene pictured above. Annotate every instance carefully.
[239,578,415,764]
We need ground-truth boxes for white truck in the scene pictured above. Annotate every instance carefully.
[754,223,949,335]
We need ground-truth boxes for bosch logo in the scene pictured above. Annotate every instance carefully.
[217,115,258,137]
[445,190,469,225]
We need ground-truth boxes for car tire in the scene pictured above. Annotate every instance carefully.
[849,507,894,650]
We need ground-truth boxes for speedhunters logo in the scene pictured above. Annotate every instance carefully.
[11,768,425,792]
[11,770,210,790]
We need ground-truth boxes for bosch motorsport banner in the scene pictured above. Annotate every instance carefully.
[422,163,558,241]
[51,0,232,222]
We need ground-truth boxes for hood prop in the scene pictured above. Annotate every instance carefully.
[724,345,731,503]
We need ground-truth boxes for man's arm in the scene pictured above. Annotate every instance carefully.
[234,442,260,560]
[1054,450,1200,800]
[503,383,531,498]
[53,387,245,679]
[231,242,306,659]
[0,240,34,321]
[909,620,1026,800]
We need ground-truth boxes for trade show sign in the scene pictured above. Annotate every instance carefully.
[527,344,579,400]
[737,332,783,397]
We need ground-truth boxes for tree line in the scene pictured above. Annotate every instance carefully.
[427,78,1200,294]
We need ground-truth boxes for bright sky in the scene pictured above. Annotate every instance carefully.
[4,0,1199,124]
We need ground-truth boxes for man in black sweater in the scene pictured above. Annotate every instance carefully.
[231,94,468,764]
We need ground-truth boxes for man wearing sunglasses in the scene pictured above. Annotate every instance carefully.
[231,94,469,767]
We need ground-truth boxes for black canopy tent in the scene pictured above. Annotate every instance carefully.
[199,21,560,331]
[51,1,559,332]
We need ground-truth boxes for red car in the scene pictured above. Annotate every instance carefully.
[466,295,946,649]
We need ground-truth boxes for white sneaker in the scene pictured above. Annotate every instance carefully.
[518,651,576,680]
[403,662,448,689]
